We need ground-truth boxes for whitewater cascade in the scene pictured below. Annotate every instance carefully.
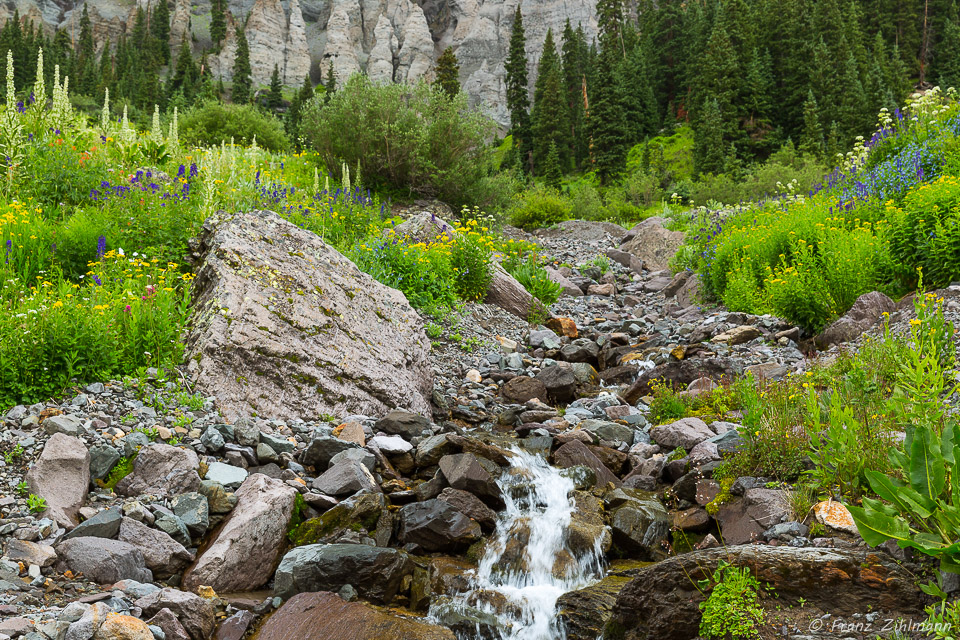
[430,448,607,639]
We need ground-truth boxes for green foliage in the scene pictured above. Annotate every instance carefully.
[886,176,960,290]
[302,75,495,206]
[449,225,494,301]
[27,494,47,513]
[505,7,531,165]
[232,27,252,105]
[503,255,563,306]
[350,238,457,314]
[434,47,461,99]
[102,454,136,490]
[3,443,23,463]
[698,560,765,640]
[15,481,27,496]
[509,185,571,229]
[179,101,290,151]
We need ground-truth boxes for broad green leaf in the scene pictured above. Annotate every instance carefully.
[896,486,936,520]
[910,426,945,502]
[864,471,911,514]
[943,424,958,465]
[861,496,900,518]
[847,504,912,547]
[940,554,960,575]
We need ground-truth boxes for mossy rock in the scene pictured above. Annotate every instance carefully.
[288,492,384,546]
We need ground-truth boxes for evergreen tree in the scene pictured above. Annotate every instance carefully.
[561,21,590,168]
[937,12,960,89]
[587,45,628,182]
[799,90,825,159]
[619,33,658,144]
[77,3,97,94]
[152,0,171,64]
[694,98,726,174]
[531,29,569,172]
[210,0,227,50]
[323,62,336,102]
[231,26,252,104]
[505,7,531,170]
[98,37,114,93]
[434,47,460,98]
[836,49,869,142]
[170,37,198,102]
[544,141,562,190]
[268,64,283,108]
[825,120,843,164]
[741,47,775,157]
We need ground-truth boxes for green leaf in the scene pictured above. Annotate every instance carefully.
[910,425,946,502]
[846,504,912,547]
[942,424,959,465]
[864,471,911,514]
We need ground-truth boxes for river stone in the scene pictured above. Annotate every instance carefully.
[25,433,90,528]
[56,537,153,584]
[183,473,297,592]
[42,414,85,436]
[398,499,482,552]
[650,417,715,450]
[375,411,432,440]
[88,444,121,480]
[607,491,670,560]
[184,210,432,421]
[553,440,620,487]
[171,493,209,538]
[258,591,455,640]
[716,488,791,545]
[437,487,498,532]
[607,545,925,640]
[620,217,685,271]
[118,517,193,579]
[274,544,413,603]
[3,540,57,567]
[135,588,216,640]
[92,613,154,640]
[62,506,122,541]
[203,461,248,489]
[438,453,504,509]
[312,458,380,497]
[114,444,200,497]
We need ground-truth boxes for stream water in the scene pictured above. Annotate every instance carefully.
[429,449,607,640]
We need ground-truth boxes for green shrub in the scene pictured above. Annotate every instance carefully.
[302,76,496,206]
[180,101,290,151]
[350,237,457,313]
[449,223,494,302]
[503,255,563,306]
[509,186,571,230]
[886,176,960,289]
[698,560,765,640]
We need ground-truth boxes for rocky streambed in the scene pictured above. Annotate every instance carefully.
[1,211,957,640]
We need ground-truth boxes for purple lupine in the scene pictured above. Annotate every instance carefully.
[97,235,107,258]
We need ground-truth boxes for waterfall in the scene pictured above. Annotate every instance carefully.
[429,448,606,640]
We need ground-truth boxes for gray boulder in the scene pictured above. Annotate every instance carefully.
[620,217,685,271]
[171,493,209,538]
[273,543,413,603]
[56,537,153,584]
[114,444,200,497]
[606,489,670,559]
[118,517,193,579]
[816,291,896,348]
[183,209,433,421]
[438,453,504,509]
[42,414,85,436]
[312,459,380,497]
[650,417,715,451]
[25,433,90,528]
[301,435,359,470]
[135,588,216,640]
[62,506,122,541]
[375,411,431,441]
[398,499,482,552]
[88,444,121,480]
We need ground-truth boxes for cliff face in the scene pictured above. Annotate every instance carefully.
[4,0,600,126]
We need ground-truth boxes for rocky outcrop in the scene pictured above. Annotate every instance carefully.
[620,217,685,272]
[184,209,432,421]
[815,291,896,348]
[25,433,90,529]
[607,546,925,640]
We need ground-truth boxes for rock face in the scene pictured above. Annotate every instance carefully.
[258,591,455,640]
[25,433,90,529]
[607,546,925,640]
[184,210,432,421]
[182,474,297,592]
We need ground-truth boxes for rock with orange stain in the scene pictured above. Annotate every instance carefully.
[334,422,366,446]
[814,499,859,535]
[546,317,578,339]
[92,613,154,640]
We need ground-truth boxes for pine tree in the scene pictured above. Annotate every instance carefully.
[505,6,531,170]
[170,37,198,102]
[587,45,628,183]
[323,62,336,102]
[561,20,589,168]
[544,141,562,190]
[531,29,569,172]
[619,34,658,144]
[836,49,869,142]
[210,0,227,50]
[799,90,825,159]
[694,98,726,175]
[77,3,97,94]
[232,26,252,104]
[938,12,960,89]
[268,64,283,108]
[152,0,171,64]
[825,120,843,165]
[434,47,460,98]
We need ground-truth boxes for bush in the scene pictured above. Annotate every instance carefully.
[179,101,290,151]
[302,75,496,206]
[698,560,765,640]
[350,236,457,313]
[886,175,960,289]
[509,186,571,230]
[449,221,494,302]
[502,255,563,307]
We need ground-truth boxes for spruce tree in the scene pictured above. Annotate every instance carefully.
[937,13,960,89]
[77,3,97,94]
[505,6,531,169]
[210,0,227,50]
[170,37,198,100]
[694,98,726,175]
[152,0,171,64]
[799,90,825,159]
[544,141,562,190]
[231,26,252,104]
[268,64,283,108]
[561,20,589,168]
[587,45,629,183]
[434,47,460,98]
[324,62,336,102]
[531,29,569,172]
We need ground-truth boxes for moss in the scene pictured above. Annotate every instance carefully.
[705,476,735,516]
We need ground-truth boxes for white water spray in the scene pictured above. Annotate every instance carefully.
[430,448,606,640]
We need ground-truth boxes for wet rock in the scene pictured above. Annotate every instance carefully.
[439,453,504,509]
[437,487,498,532]
[672,507,711,533]
[114,444,200,498]
[135,588,216,640]
[501,376,548,403]
[398,499,482,552]
[183,474,297,592]
[553,440,620,487]
[118,518,193,579]
[274,544,413,603]
[257,591,455,640]
[558,574,632,640]
[816,291,896,349]
[56,537,153,584]
[536,365,577,404]
[606,490,670,559]
[184,210,433,421]
[608,545,925,639]
[25,433,90,528]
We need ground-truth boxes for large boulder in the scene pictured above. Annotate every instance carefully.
[182,474,297,592]
[650,418,714,451]
[398,500,482,552]
[620,217,685,271]
[55,537,153,584]
[606,546,925,640]
[553,440,620,487]
[114,444,200,498]
[117,518,193,579]
[485,264,541,319]
[438,453,504,509]
[184,209,432,421]
[715,488,790,544]
[25,433,90,529]
[135,589,216,640]
[274,544,413,603]
[258,592,455,640]
[622,357,742,404]
[816,291,896,349]
[312,458,380,497]
[605,489,670,559]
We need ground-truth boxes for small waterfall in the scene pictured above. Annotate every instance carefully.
[429,448,606,640]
